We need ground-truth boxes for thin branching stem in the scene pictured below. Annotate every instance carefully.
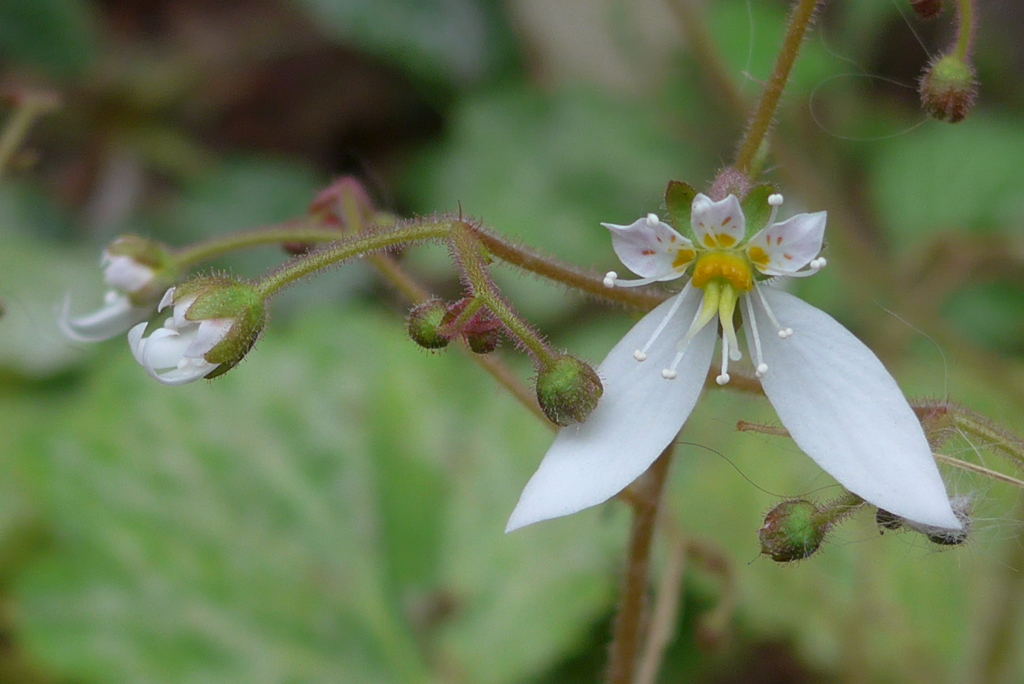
[733,0,823,178]
[607,446,674,684]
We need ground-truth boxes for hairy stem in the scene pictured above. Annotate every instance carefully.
[470,227,664,311]
[733,0,822,178]
[450,223,556,364]
[607,446,674,684]
[255,220,455,298]
[173,221,346,268]
[954,0,976,61]
[635,528,686,684]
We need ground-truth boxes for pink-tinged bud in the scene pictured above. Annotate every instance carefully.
[910,0,943,19]
[759,500,827,562]
[441,299,502,354]
[707,168,750,203]
[919,54,978,123]
[535,355,604,426]
[407,298,451,350]
[284,177,376,254]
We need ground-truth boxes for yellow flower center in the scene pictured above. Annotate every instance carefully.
[690,252,754,292]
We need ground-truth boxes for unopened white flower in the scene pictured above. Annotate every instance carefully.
[60,237,171,342]
[127,278,266,385]
[507,192,960,533]
[128,288,232,385]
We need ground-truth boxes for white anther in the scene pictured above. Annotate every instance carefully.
[603,271,618,288]
[646,213,660,227]
[768,193,784,207]
[755,363,768,377]
[633,350,648,362]
[104,290,119,304]
[661,369,677,380]
[716,373,730,385]
[778,328,793,339]
[810,257,827,270]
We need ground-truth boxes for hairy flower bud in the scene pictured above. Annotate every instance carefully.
[535,355,604,426]
[128,277,266,384]
[759,500,827,562]
[284,177,377,254]
[919,54,978,123]
[407,298,451,350]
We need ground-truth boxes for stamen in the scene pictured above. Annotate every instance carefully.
[767,193,783,227]
[753,282,793,338]
[744,293,768,378]
[661,284,721,380]
[646,213,661,227]
[774,256,827,279]
[604,270,678,289]
[716,333,731,385]
[634,288,689,363]
[104,290,119,304]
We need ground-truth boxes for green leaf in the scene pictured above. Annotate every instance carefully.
[740,184,778,238]
[15,306,621,683]
[664,181,697,232]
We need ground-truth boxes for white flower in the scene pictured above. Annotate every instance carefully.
[127,288,232,385]
[59,249,161,342]
[507,192,960,533]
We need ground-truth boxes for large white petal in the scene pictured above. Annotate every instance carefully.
[506,286,716,532]
[750,287,960,529]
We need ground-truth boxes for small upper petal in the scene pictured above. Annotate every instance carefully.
[746,211,826,275]
[603,215,695,280]
[690,194,745,249]
[506,286,717,532]
[748,287,960,529]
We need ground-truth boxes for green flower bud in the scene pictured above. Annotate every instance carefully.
[407,298,451,350]
[919,54,978,123]
[128,277,266,385]
[759,500,827,562]
[535,355,603,426]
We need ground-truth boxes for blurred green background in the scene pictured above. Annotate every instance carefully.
[1,0,1023,682]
